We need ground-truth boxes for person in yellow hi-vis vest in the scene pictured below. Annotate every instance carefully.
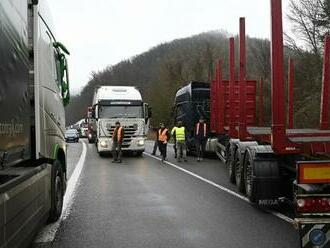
[171,121,187,162]
[157,123,170,162]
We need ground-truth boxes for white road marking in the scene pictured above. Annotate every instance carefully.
[144,152,294,225]
[34,141,87,244]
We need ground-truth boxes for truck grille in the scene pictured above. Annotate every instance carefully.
[106,124,138,148]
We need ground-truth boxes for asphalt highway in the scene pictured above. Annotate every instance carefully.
[33,140,300,248]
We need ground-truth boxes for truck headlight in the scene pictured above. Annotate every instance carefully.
[100,141,108,148]
[137,139,145,146]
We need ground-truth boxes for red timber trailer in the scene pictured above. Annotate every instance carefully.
[210,0,330,247]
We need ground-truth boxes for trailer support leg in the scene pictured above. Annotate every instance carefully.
[320,36,330,130]
[288,57,294,129]
[259,77,264,126]
[229,37,236,137]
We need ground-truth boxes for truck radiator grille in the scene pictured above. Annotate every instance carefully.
[106,125,138,148]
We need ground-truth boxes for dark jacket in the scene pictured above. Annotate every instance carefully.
[194,122,208,141]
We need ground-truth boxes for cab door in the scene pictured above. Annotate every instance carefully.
[37,14,65,159]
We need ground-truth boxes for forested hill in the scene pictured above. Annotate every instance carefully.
[65,30,323,128]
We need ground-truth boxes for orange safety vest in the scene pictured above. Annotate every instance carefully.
[196,123,207,136]
[158,128,168,142]
[113,126,123,142]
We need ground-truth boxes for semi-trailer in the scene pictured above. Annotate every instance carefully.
[214,2,330,246]
[174,0,330,246]
[0,0,70,247]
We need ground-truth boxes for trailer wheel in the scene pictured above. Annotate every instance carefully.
[244,151,256,203]
[227,145,236,183]
[49,160,64,222]
[235,149,245,193]
[244,146,280,205]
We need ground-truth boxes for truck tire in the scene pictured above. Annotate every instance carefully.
[244,151,256,203]
[49,160,64,222]
[244,146,280,205]
[227,145,236,184]
[235,149,245,193]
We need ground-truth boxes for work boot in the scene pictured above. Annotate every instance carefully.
[197,157,200,162]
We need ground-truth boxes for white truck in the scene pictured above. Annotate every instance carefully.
[92,86,151,156]
[0,0,70,247]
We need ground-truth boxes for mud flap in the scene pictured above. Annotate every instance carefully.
[296,219,330,248]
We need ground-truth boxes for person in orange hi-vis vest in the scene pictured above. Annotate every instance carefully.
[194,117,208,162]
[157,123,170,162]
[112,121,125,163]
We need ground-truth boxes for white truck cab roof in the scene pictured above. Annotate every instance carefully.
[93,86,142,105]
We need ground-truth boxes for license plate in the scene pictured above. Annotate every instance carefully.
[297,161,330,184]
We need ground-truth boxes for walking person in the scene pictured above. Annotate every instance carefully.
[112,121,124,163]
[157,123,170,162]
[171,121,187,162]
[152,125,161,156]
[172,128,178,159]
[195,117,208,162]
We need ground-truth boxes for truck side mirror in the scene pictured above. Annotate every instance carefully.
[54,42,70,106]
[59,54,70,106]
[92,106,99,120]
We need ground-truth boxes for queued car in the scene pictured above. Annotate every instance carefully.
[65,129,79,143]
[80,123,88,138]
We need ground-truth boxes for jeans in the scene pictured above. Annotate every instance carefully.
[195,139,206,158]
[159,141,167,159]
[112,142,122,161]
[176,141,186,160]
[152,140,159,155]
[173,140,177,157]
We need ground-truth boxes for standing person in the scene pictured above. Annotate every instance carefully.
[158,123,170,162]
[151,125,160,156]
[112,121,124,163]
[195,117,208,162]
[172,128,178,158]
[171,121,187,162]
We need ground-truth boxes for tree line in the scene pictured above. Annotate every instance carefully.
[65,0,330,129]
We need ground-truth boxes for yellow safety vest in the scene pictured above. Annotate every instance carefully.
[175,127,185,141]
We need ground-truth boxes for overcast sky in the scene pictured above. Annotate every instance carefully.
[48,0,290,94]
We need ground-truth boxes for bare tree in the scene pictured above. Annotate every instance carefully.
[288,0,330,55]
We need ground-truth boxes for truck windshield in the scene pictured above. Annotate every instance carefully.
[98,105,143,118]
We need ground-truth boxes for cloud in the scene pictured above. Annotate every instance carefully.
[47,0,290,93]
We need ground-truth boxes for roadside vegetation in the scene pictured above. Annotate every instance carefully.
[66,0,330,128]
